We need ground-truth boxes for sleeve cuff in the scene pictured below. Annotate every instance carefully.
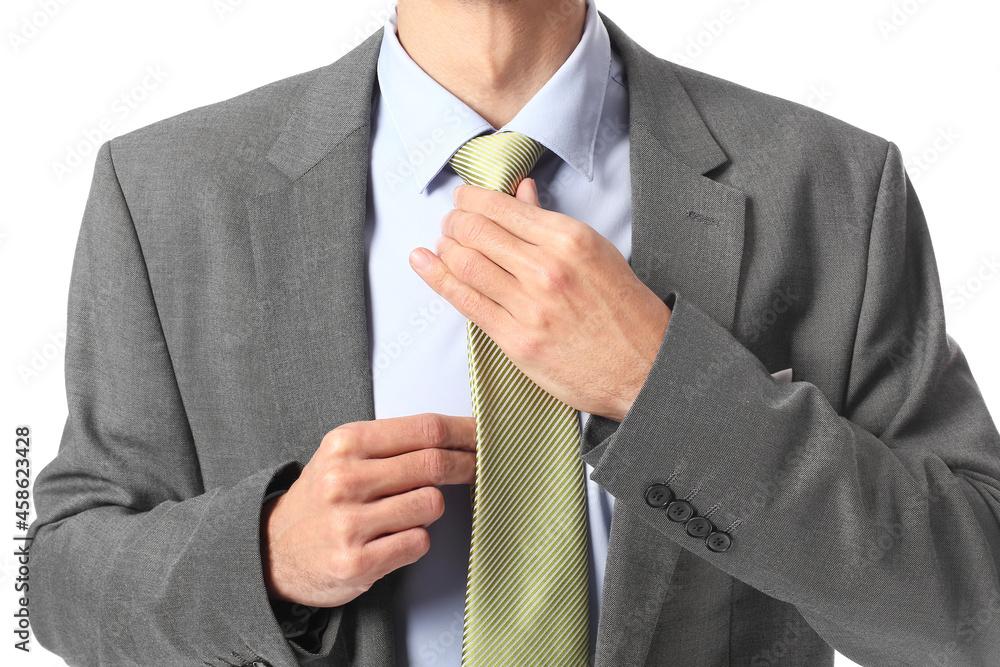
[579,289,778,556]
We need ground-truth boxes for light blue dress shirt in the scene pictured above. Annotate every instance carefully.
[365,0,631,664]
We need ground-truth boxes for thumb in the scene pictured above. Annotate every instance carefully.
[514,177,541,207]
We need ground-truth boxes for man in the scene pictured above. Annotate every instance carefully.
[27,0,1000,665]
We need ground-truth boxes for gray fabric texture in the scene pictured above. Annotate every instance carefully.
[28,12,1000,667]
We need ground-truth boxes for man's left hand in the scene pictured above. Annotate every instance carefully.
[410,179,671,422]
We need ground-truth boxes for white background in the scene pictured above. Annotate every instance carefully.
[2,0,998,665]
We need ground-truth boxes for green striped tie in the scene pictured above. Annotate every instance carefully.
[448,131,590,667]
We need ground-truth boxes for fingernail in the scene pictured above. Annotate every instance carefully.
[453,184,460,204]
[409,248,432,270]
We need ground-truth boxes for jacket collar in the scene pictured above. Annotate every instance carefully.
[266,11,730,184]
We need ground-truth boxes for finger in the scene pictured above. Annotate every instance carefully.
[334,447,474,502]
[362,447,476,499]
[409,247,514,333]
[359,526,432,581]
[360,486,446,542]
[453,183,560,244]
[435,235,525,311]
[441,209,538,277]
[514,177,541,207]
[324,414,477,461]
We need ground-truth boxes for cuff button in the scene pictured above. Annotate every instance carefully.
[706,531,732,553]
[666,499,694,522]
[644,483,674,508]
[685,516,713,538]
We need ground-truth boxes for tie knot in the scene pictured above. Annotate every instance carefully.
[448,131,546,196]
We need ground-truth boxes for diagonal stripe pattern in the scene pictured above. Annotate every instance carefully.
[448,131,590,667]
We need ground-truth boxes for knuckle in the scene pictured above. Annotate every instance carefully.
[457,253,480,282]
[322,425,359,458]
[439,267,463,296]
[513,330,541,360]
[421,449,451,486]
[408,528,432,559]
[320,429,342,454]
[524,301,550,330]
[434,237,453,262]
[426,488,446,519]
[462,216,488,244]
[485,198,509,223]
[417,413,447,446]
[538,263,570,294]
[560,226,592,254]
[457,289,481,315]
[331,546,366,583]
[511,209,534,233]
[416,486,446,520]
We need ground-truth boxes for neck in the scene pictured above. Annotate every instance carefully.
[396,0,587,129]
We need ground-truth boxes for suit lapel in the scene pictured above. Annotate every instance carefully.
[594,14,747,667]
[602,12,747,331]
[244,38,382,470]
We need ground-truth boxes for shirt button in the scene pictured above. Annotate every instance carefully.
[666,499,694,522]
[685,516,713,538]
[644,483,674,508]
[706,531,732,553]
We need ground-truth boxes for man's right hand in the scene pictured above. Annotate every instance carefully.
[260,413,477,608]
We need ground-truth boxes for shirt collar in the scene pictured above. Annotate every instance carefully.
[376,0,612,194]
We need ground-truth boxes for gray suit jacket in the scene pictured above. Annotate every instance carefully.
[28,12,1000,667]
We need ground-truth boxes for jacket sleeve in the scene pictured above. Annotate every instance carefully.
[27,141,342,667]
[582,141,1000,666]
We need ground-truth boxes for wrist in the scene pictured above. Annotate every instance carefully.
[610,301,671,422]
[260,493,290,602]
